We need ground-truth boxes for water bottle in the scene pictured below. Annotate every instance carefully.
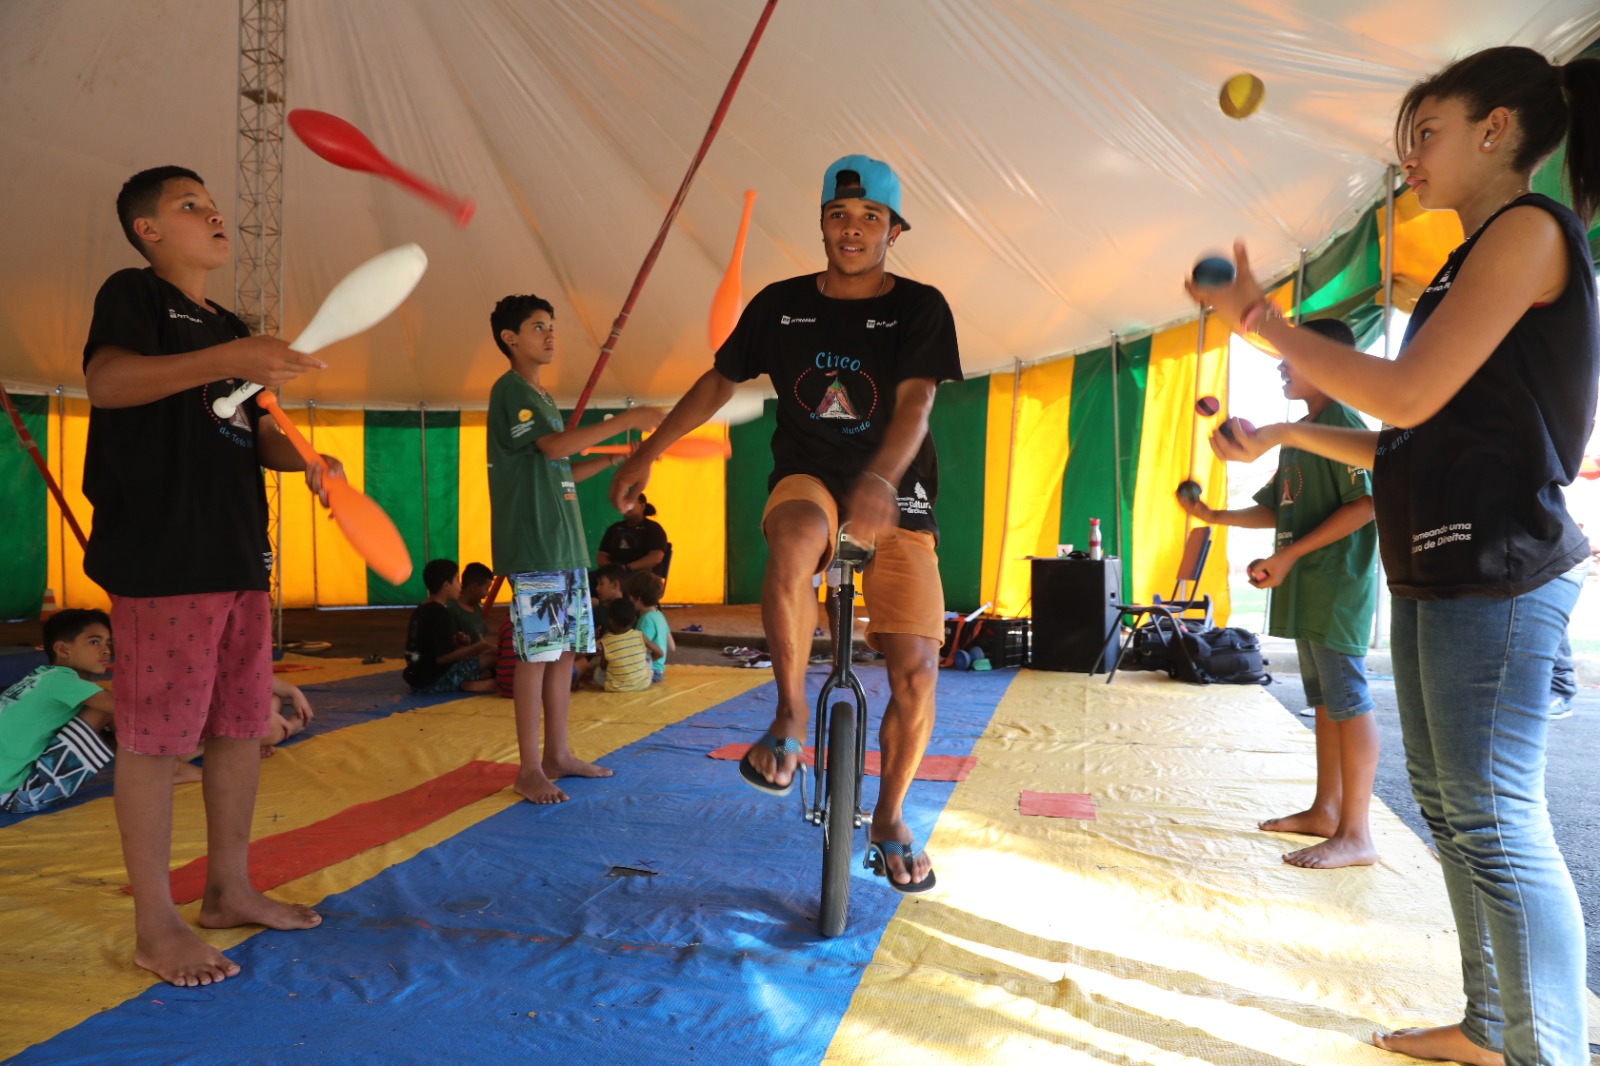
[1088,518,1103,560]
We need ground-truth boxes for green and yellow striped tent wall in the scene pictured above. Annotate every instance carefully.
[6,179,1598,622]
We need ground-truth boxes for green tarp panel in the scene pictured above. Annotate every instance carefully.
[364,410,460,605]
[0,393,48,621]
[725,401,777,605]
[1060,337,1149,601]
[926,376,988,613]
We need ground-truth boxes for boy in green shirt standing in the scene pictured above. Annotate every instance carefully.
[487,294,660,803]
[1178,318,1379,869]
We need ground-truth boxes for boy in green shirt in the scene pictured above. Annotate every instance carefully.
[625,570,673,683]
[486,294,660,803]
[1178,317,1379,870]
[446,561,494,644]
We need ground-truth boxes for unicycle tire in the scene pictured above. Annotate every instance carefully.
[818,700,858,938]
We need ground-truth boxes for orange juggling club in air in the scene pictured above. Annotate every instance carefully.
[255,391,414,585]
[708,190,757,350]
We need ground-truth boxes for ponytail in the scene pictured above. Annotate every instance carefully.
[1561,58,1600,224]
[1396,47,1600,222]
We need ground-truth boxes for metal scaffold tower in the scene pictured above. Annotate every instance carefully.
[235,0,287,648]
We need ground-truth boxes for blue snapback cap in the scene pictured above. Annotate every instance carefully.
[820,154,910,230]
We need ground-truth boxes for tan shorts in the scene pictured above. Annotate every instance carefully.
[761,474,945,649]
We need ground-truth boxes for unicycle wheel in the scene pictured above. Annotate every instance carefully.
[818,700,858,938]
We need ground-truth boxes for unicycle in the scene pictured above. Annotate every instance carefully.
[806,525,874,938]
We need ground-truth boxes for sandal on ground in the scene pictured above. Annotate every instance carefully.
[738,732,803,796]
[866,839,937,894]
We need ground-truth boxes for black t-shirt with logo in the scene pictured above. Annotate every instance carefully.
[1373,194,1597,599]
[597,516,669,569]
[81,267,273,597]
[713,274,962,536]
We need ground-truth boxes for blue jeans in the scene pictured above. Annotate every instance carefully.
[1390,566,1586,1066]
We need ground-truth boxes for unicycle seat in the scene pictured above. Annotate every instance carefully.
[834,526,876,570]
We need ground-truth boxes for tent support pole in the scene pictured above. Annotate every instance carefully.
[419,403,430,565]
[990,360,1022,614]
[568,0,781,426]
[1109,334,1125,593]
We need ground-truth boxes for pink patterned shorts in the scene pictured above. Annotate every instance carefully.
[110,591,274,755]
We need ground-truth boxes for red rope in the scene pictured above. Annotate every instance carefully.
[566,0,780,428]
[0,383,88,550]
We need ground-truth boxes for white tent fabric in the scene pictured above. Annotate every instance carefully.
[2,1,1596,410]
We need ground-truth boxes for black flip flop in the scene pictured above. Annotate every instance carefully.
[737,732,803,796]
[866,839,937,894]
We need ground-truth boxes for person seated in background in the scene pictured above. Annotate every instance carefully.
[596,494,669,578]
[403,559,498,694]
[588,598,661,694]
[261,678,315,756]
[0,609,201,814]
[574,564,630,686]
[448,562,494,645]
[625,571,673,683]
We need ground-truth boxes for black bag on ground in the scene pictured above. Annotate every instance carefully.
[1169,625,1271,686]
[1127,615,1201,672]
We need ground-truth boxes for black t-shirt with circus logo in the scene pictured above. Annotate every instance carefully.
[713,274,962,536]
[80,267,272,597]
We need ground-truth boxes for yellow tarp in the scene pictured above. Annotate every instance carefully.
[0,664,771,1058]
[827,669,1600,1063]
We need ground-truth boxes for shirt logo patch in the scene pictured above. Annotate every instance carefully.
[518,409,533,422]
[168,308,204,324]
[780,315,816,326]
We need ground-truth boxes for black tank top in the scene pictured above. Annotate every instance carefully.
[1373,193,1597,599]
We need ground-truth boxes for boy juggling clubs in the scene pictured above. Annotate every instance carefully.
[84,167,336,985]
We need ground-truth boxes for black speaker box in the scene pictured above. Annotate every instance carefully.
[1030,557,1122,673]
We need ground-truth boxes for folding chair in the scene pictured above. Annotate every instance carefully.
[1097,525,1214,683]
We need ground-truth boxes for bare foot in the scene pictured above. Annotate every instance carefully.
[172,762,203,786]
[514,768,569,804]
[258,744,279,759]
[133,917,241,987]
[1373,1024,1502,1065]
[1284,834,1378,869]
[198,887,321,931]
[869,816,934,888]
[1258,809,1338,836]
[542,755,613,781]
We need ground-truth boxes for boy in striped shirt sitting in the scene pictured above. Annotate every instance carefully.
[591,599,661,693]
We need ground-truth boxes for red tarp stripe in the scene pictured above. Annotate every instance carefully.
[706,743,976,782]
[137,760,519,902]
[1018,790,1097,819]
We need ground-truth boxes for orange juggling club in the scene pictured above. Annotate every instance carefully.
[708,190,757,350]
[255,391,413,585]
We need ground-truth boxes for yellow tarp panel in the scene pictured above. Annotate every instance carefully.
[456,410,499,602]
[1131,315,1233,618]
[45,399,108,611]
[0,665,771,1058]
[826,669,1600,1063]
[1377,189,1464,312]
[644,422,728,604]
[271,406,319,608]
[981,361,1074,618]
[305,408,367,607]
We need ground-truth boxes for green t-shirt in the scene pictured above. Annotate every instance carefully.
[0,665,104,791]
[635,607,669,678]
[487,370,589,574]
[1251,402,1377,655]
[445,599,488,642]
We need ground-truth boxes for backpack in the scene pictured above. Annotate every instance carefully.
[1169,625,1271,686]
[1128,615,1203,673]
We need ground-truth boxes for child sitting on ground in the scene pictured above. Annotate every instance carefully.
[590,598,661,693]
[404,559,498,694]
[625,570,674,684]
[0,609,200,813]
[448,562,494,645]
[574,563,630,686]
[262,678,315,756]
